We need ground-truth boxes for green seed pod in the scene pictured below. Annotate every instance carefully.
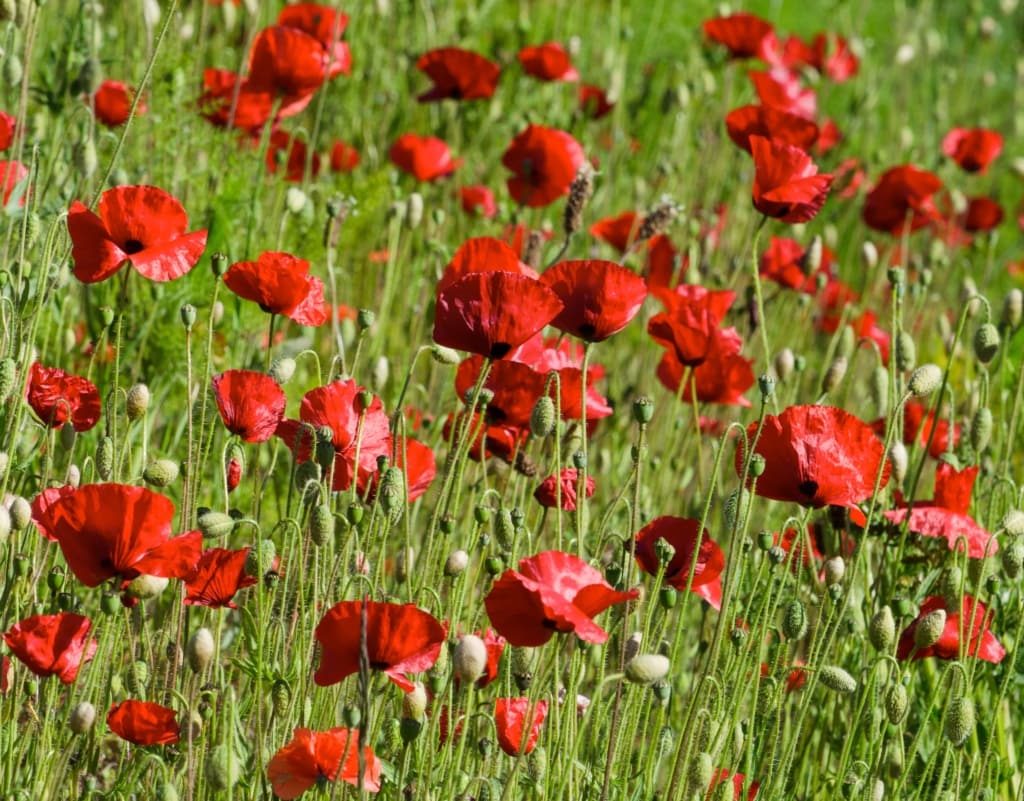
[0,358,16,402]
[271,679,291,717]
[782,599,808,640]
[659,586,677,609]
[944,696,974,746]
[973,323,1000,364]
[970,407,993,453]
[821,356,848,395]
[399,717,422,743]
[907,364,942,397]
[1001,540,1024,580]
[868,607,896,651]
[885,682,908,724]
[60,423,76,452]
[914,609,947,649]
[819,665,857,694]
[530,395,556,437]
[143,458,179,487]
[245,539,277,577]
[494,509,515,549]
[633,396,655,424]
[197,510,235,539]
[309,504,333,546]
[870,365,889,417]
[895,332,916,372]
[357,308,375,331]
[69,701,97,734]
[527,746,547,784]
[205,744,241,791]
[625,654,670,685]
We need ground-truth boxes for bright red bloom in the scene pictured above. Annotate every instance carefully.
[656,335,755,407]
[647,288,732,367]
[0,111,14,150]
[725,105,819,153]
[442,411,529,465]
[0,160,27,206]
[90,80,144,127]
[438,236,536,294]
[223,251,327,326]
[197,69,275,132]
[44,483,202,588]
[518,42,578,82]
[276,3,352,78]
[502,124,585,208]
[247,25,330,113]
[459,185,497,218]
[942,127,1002,174]
[107,700,180,745]
[862,165,943,235]
[67,185,208,284]
[416,47,500,101]
[885,462,996,558]
[540,260,647,342]
[3,613,97,684]
[389,134,461,181]
[881,400,961,458]
[759,236,836,293]
[485,551,638,646]
[750,136,832,223]
[276,379,391,493]
[530,338,613,422]
[809,33,859,82]
[897,595,1005,663]
[634,517,725,593]
[590,211,640,253]
[534,469,595,511]
[359,436,436,504]
[26,363,101,432]
[814,118,843,155]
[330,140,360,172]
[268,728,381,799]
[31,486,75,542]
[960,195,1004,232]
[748,68,816,119]
[738,405,889,510]
[702,13,776,60]
[314,600,445,691]
[212,370,287,443]
[495,698,548,755]
[266,130,321,182]
[579,84,614,119]
[454,356,545,429]
[184,548,257,608]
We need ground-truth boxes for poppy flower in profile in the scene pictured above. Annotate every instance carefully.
[459,185,497,218]
[276,3,352,78]
[358,436,437,504]
[502,124,585,208]
[534,468,595,511]
[590,211,641,253]
[960,196,1003,232]
[748,69,817,119]
[389,134,461,181]
[196,69,275,132]
[702,13,777,60]
[725,105,819,153]
[67,185,208,284]
[495,698,548,756]
[738,405,889,510]
[656,337,755,408]
[540,260,647,342]
[810,33,859,82]
[223,251,328,327]
[579,84,614,119]
[26,363,101,432]
[416,47,500,101]
[759,236,836,293]
[485,550,638,646]
[0,111,14,150]
[90,80,145,127]
[266,130,321,182]
[107,700,180,745]
[0,160,27,206]
[3,612,97,684]
[313,600,445,691]
[942,127,1002,174]
[247,25,330,115]
[438,236,536,293]
[184,548,257,608]
[896,595,1004,663]
[862,165,943,235]
[43,483,202,587]
[268,728,382,799]
[518,42,578,82]
[634,517,726,594]
[885,462,996,558]
[212,370,287,443]
[330,140,360,172]
[750,136,833,223]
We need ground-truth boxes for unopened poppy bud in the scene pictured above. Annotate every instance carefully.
[271,679,291,717]
[653,537,676,569]
[530,395,556,437]
[144,458,179,487]
[66,464,81,487]
[73,138,98,177]
[60,423,76,452]
[357,308,375,331]
[356,390,375,412]
[492,510,514,550]
[527,746,548,783]
[637,199,677,241]
[309,504,333,546]
[0,357,15,402]
[454,635,488,685]
[914,608,947,649]
[749,453,766,477]
[125,574,169,600]
[868,606,895,651]
[825,556,845,586]
[861,241,878,271]
[69,701,97,734]
[1002,289,1023,329]
[774,348,795,381]
[211,252,229,277]
[625,654,670,685]
[1002,541,1024,580]
[944,697,974,746]
[723,488,752,532]
[180,303,197,331]
[756,530,773,551]
[284,186,308,216]
[970,407,993,453]
[511,647,534,691]
[96,436,114,480]
[908,364,942,397]
[342,706,361,728]
[380,467,405,517]
[819,665,857,694]
[869,365,889,417]
[895,332,916,372]
[624,632,642,663]
[126,383,150,421]
[632,396,655,425]
[729,627,747,647]
[205,744,241,791]
[973,323,1000,364]
[758,373,775,399]
[157,782,179,801]
[445,549,469,576]
[781,599,808,640]
[800,235,823,276]
[563,163,595,237]
[523,230,545,271]
[198,510,235,539]
[821,356,847,394]
[245,539,276,577]
[430,344,461,365]
[268,356,296,385]
[711,777,734,801]
[7,496,28,533]
[689,752,714,796]
[659,586,677,609]
[402,682,428,721]
[885,682,908,724]
[395,547,415,582]
[1001,510,1024,536]
[187,627,215,673]
[572,450,586,470]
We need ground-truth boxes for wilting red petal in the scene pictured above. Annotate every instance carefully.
[268,727,381,799]
[212,370,287,443]
[107,700,180,745]
[3,613,97,684]
[495,697,548,755]
[26,363,101,432]
[417,47,500,101]
[540,260,647,342]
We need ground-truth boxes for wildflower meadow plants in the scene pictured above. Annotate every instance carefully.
[1,1,1023,800]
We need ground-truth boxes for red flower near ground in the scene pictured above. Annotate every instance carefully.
[534,469,595,510]
[266,130,321,182]
[459,185,497,218]
[223,251,327,326]
[942,127,1002,174]
[495,698,548,755]
[90,80,144,127]
[634,517,725,593]
[184,548,257,608]
[750,136,833,223]
[518,42,578,81]
[540,260,647,342]
[748,69,816,119]
[590,211,641,253]
[703,13,776,60]
[212,370,287,443]
[0,160,27,206]
[416,47,500,101]
[276,379,392,493]
[389,134,461,181]
[579,84,614,119]
[67,185,208,284]
[725,105,819,153]
[314,600,445,691]
[268,728,382,799]
[277,3,352,78]
[0,111,14,150]
[26,363,101,432]
[44,483,202,587]
[897,595,1005,663]
[738,405,889,510]
[485,550,638,646]
[330,140,360,172]
[107,700,180,745]
[862,165,943,235]
[502,124,585,208]
[3,613,97,684]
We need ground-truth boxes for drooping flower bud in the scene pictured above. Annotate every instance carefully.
[70,701,97,734]
[868,606,895,651]
[530,395,556,437]
[430,344,461,365]
[187,627,215,673]
[143,458,180,487]
[198,510,235,539]
[453,635,488,686]
[126,383,151,421]
[885,683,908,724]
[944,696,974,747]
[914,608,947,649]
[970,407,993,453]
[124,574,169,600]
[625,654,670,685]
[821,356,847,395]
[973,323,1000,364]
[1002,289,1022,329]
[774,348,795,381]
[781,599,808,640]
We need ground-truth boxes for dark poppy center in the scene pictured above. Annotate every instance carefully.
[578,323,597,340]
[490,342,512,359]
[122,239,145,255]
[520,158,534,177]
[369,660,390,670]
[797,480,819,500]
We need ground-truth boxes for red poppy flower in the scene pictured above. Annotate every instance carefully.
[579,84,614,119]
[702,13,777,60]
[942,127,1002,174]
[758,236,836,293]
[477,629,506,688]
[814,118,843,155]
[314,600,445,691]
[31,486,74,542]
[748,69,816,119]
[634,517,725,594]
[247,25,329,115]
[223,251,327,326]
[196,68,279,132]
[67,185,208,284]
[862,165,943,235]
[495,697,548,756]
[389,134,461,181]
[960,196,1003,232]
[590,211,640,253]
[266,130,321,182]
[454,356,545,429]
[897,595,1004,663]
[518,42,578,82]
[738,405,889,510]
[212,370,287,443]
[44,483,202,587]
[3,612,97,684]
[330,140,360,172]
[459,185,497,218]
[760,660,807,692]
[276,3,352,78]
[725,105,819,153]
[268,727,382,799]
[184,547,257,608]
[107,700,180,745]
[416,47,500,101]
[0,111,14,150]
[276,379,392,493]
[750,136,833,223]
[539,260,647,342]
[90,80,145,127]
[647,291,729,368]
[26,363,101,432]
[810,33,859,82]
[358,436,436,504]
[709,770,760,801]
[485,550,638,646]
[529,339,613,423]
[0,160,27,206]
[878,400,961,459]
[438,236,536,294]
[534,469,595,511]
[502,124,585,208]
[442,410,529,465]
[656,333,755,407]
